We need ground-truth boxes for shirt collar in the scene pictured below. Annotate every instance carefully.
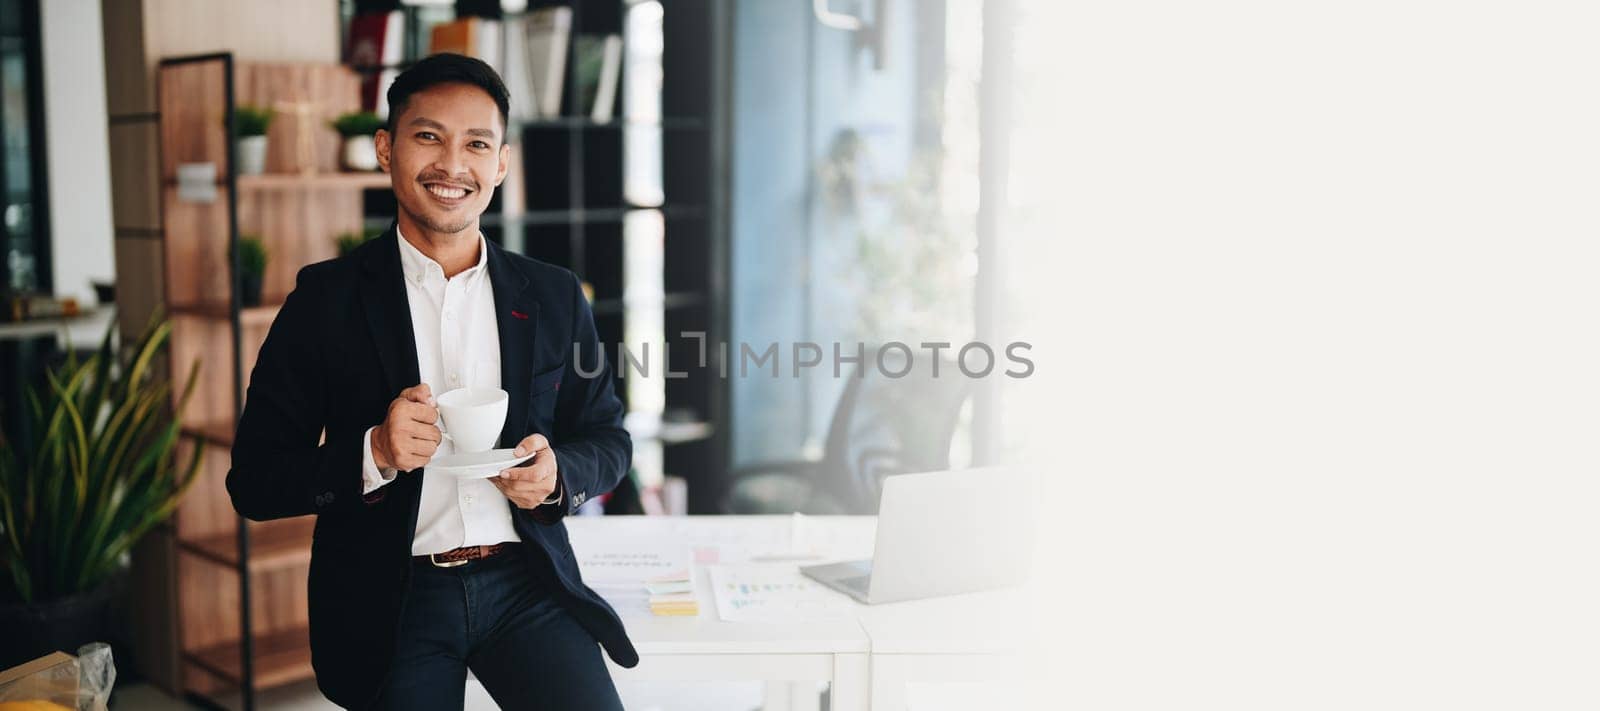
[395,223,488,284]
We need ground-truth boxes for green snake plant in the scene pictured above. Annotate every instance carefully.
[0,311,204,603]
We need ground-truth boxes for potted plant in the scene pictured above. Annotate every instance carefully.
[331,111,384,171]
[237,235,268,307]
[0,314,203,668]
[335,227,382,257]
[234,105,274,175]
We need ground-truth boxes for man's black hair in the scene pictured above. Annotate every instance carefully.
[384,52,511,139]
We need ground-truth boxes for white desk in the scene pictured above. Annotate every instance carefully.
[855,586,1024,709]
[565,515,1021,711]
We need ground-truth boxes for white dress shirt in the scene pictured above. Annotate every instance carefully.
[360,226,521,556]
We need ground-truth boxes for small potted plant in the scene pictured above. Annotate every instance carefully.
[335,227,382,257]
[234,105,274,175]
[331,111,384,171]
[237,235,268,307]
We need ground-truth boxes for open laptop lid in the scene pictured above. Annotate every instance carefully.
[868,467,1032,603]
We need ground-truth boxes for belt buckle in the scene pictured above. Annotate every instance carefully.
[429,552,471,568]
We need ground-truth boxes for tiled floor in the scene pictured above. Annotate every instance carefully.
[114,678,767,710]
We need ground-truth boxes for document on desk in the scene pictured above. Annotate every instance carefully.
[574,541,691,585]
[573,541,699,617]
[709,564,853,622]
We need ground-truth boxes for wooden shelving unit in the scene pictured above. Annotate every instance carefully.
[169,302,282,323]
[157,53,378,706]
[236,171,392,190]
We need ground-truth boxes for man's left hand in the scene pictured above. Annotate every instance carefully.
[493,433,559,509]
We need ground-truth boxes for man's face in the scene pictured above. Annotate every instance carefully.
[375,82,510,237]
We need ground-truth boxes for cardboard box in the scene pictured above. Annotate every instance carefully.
[0,652,78,710]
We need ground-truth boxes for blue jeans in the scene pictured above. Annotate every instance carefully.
[373,549,624,710]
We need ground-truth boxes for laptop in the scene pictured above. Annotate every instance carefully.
[801,467,1030,604]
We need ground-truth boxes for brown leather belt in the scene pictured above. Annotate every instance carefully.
[415,543,511,568]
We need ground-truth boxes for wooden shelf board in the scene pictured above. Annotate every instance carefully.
[177,517,314,572]
[170,302,282,326]
[237,171,391,190]
[185,624,313,689]
[182,420,236,448]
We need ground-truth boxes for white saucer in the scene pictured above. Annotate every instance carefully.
[426,448,536,479]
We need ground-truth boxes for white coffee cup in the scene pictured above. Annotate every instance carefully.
[435,387,508,453]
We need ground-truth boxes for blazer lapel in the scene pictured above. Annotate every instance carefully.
[486,239,538,448]
[358,228,421,398]
[355,227,428,544]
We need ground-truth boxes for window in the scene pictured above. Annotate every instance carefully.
[0,0,47,297]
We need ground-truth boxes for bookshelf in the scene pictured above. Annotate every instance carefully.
[344,0,730,512]
[157,54,377,705]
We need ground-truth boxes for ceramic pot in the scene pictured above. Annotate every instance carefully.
[240,272,263,307]
[236,135,268,175]
[342,135,378,171]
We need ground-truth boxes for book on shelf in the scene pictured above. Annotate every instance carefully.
[573,34,623,122]
[522,6,572,118]
[347,9,405,116]
[429,17,502,66]
[362,67,401,118]
[500,14,539,122]
[345,10,405,69]
[429,17,473,57]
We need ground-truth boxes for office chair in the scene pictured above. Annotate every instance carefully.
[722,347,973,514]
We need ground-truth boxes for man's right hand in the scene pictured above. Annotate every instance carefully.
[371,384,441,472]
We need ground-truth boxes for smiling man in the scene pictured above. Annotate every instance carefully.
[225,54,635,710]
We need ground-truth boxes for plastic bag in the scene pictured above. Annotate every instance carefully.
[73,644,114,711]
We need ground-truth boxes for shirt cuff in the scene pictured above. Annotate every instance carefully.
[361,426,398,495]
[540,481,563,506]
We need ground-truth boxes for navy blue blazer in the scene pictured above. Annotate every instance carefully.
[225,228,638,709]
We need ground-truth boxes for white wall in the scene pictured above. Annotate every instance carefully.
[40,0,115,315]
